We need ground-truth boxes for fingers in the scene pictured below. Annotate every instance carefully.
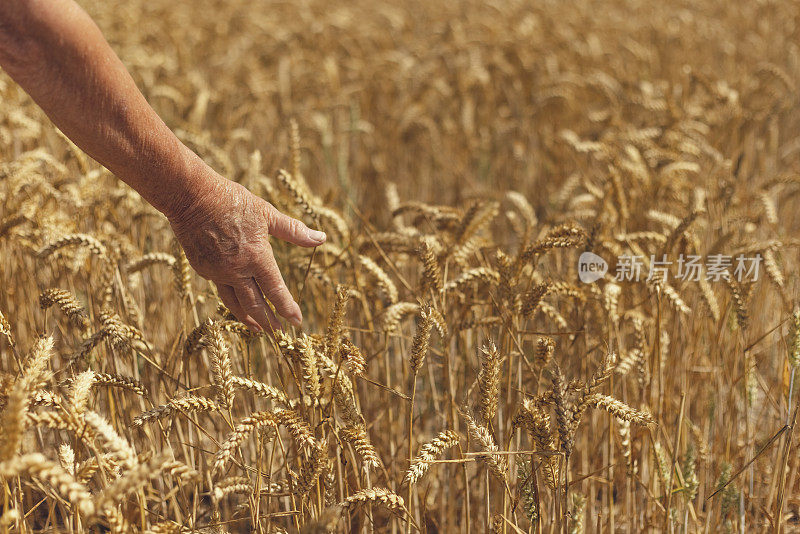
[216,283,261,331]
[253,251,303,326]
[267,205,326,247]
[233,279,282,332]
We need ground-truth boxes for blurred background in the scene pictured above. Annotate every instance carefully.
[77,0,797,221]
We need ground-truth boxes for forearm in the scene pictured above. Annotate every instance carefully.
[0,0,207,218]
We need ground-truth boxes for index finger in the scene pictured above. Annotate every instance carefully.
[253,248,303,326]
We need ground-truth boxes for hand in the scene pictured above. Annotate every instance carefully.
[168,168,326,332]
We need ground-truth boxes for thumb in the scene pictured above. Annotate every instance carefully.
[267,204,326,247]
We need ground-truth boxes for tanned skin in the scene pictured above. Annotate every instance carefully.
[0,0,326,332]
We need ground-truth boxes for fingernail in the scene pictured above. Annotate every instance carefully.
[243,316,261,332]
[307,229,326,243]
[289,303,303,326]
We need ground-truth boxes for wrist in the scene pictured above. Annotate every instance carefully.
[158,149,222,224]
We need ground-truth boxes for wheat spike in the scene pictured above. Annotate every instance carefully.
[125,251,177,273]
[98,310,146,350]
[725,274,753,330]
[520,223,587,262]
[444,267,500,292]
[0,453,95,517]
[382,302,420,333]
[293,441,328,495]
[38,233,108,259]
[58,443,76,475]
[763,248,784,289]
[324,285,351,361]
[277,169,320,225]
[213,476,253,503]
[38,288,90,330]
[418,237,443,294]
[410,306,434,374]
[534,337,555,373]
[340,338,366,377]
[698,275,721,321]
[570,352,617,432]
[341,424,382,470]
[0,336,53,461]
[275,408,316,448]
[587,394,654,426]
[477,341,501,424]
[214,411,278,473]
[91,372,147,397]
[340,487,405,514]
[230,376,290,406]
[788,310,800,368]
[83,410,138,468]
[133,395,217,426]
[104,505,131,534]
[297,334,320,400]
[0,309,14,348]
[359,255,399,304]
[68,369,95,413]
[26,410,85,433]
[200,320,236,408]
[460,411,507,482]
[96,453,169,510]
[521,282,551,317]
[403,430,459,485]
[31,389,62,408]
[332,373,363,426]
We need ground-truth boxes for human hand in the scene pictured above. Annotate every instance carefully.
[168,169,325,332]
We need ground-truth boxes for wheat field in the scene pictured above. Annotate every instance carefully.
[1,0,799,532]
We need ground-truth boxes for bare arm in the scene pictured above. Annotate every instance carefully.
[0,0,197,217]
[0,0,325,331]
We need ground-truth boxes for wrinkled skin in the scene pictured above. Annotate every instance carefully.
[169,171,326,332]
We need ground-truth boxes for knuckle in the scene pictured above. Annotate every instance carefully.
[239,243,261,261]
[263,202,278,224]
[286,217,304,234]
[263,284,287,303]
[194,267,213,280]
[231,260,253,277]
[242,302,263,314]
